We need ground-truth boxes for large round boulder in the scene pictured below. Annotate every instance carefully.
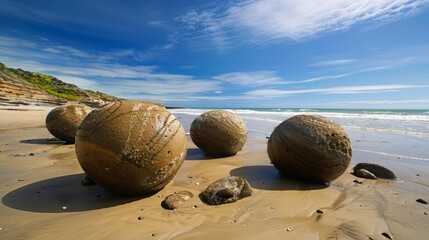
[45,103,92,143]
[75,100,187,195]
[267,115,352,183]
[190,110,247,157]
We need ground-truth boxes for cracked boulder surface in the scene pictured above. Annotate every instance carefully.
[75,100,187,195]
[267,114,352,183]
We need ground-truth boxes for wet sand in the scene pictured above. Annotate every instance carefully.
[0,108,428,239]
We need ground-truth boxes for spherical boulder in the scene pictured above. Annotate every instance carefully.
[267,115,352,183]
[45,103,92,143]
[190,110,247,157]
[75,100,187,195]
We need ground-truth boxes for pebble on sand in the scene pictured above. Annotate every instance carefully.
[201,176,252,205]
[416,198,428,204]
[161,190,194,210]
[353,163,397,180]
[354,168,377,180]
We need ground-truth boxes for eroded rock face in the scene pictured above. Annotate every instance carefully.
[201,176,252,205]
[190,110,247,157]
[267,115,352,183]
[75,100,187,195]
[45,103,92,143]
[353,163,396,180]
[161,190,194,210]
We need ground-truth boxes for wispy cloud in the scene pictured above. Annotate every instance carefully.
[213,71,282,86]
[180,0,429,47]
[311,59,356,66]
[246,85,428,97]
[335,99,429,105]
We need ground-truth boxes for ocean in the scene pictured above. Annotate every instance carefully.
[170,108,429,162]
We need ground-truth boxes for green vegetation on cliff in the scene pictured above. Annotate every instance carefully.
[0,63,118,101]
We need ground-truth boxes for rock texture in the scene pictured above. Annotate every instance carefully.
[267,115,352,183]
[45,103,92,143]
[354,169,377,179]
[75,100,187,195]
[190,110,247,157]
[161,191,194,210]
[201,176,252,205]
[353,163,396,180]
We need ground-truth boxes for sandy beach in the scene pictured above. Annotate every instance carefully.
[1,108,429,240]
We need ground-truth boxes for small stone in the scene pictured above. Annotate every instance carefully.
[416,174,420,176]
[192,205,197,209]
[201,176,252,205]
[195,182,200,186]
[12,153,26,157]
[137,216,144,220]
[286,227,292,232]
[424,212,428,215]
[353,179,363,184]
[161,190,194,210]
[61,206,67,210]
[152,233,157,237]
[382,232,394,239]
[354,169,377,179]
[29,153,35,156]
[316,209,324,214]
[416,198,428,204]
[81,175,96,186]
[18,178,25,181]
[353,163,396,180]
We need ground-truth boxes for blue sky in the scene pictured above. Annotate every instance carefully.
[1,0,429,108]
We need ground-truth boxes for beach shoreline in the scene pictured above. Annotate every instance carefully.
[0,107,428,239]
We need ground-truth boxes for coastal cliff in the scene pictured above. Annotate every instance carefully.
[0,63,118,107]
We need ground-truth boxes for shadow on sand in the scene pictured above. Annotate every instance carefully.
[20,138,67,145]
[230,165,329,191]
[2,173,146,213]
[185,148,217,161]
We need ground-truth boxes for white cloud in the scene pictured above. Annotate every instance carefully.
[182,0,429,46]
[311,59,356,66]
[52,74,99,89]
[335,99,429,105]
[213,71,282,85]
[246,84,428,97]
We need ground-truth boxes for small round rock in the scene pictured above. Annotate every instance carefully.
[190,110,247,157]
[201,176,252,205]
[75,100,187,195]
[267,115,352,183]
[45,103,92,143]
[161,190,194,210]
